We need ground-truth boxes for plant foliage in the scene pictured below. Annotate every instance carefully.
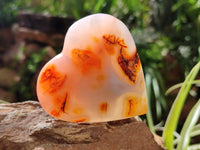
[163,61,200,150]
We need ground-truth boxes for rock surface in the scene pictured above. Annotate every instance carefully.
[12,24,65,49]
[0,101,165,150]
[0,88,15,103]
[17,11,75,34]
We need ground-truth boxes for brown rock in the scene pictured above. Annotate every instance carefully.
[0,28,15,67]
[13,24,65,49]
[0,101,165,150]
[2,41,26,66]
[17,11,75,34]
[23,43,43,57]
[0,28,15,53]
[0,88,15,103]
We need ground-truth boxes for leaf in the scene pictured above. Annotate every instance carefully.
[152,77,167,110]
[165,80,200,95]
[162,61,200,150]
[177,99,200,150]
[188,144,200,150]
[0,99,10,104]
[190,124,200,137]
[93,0,105,13]
[145,72,155,133]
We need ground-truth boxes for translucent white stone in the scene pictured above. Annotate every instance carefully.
[36,14,148,123]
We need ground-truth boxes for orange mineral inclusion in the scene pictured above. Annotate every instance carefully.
[100,102,108,113]
[102,34,128,56]
[117,50,141,84]
[36,13,148,123]
[40,65,67,94]
[72,49,102,74]
[124,96,148,117]
[50,92,68,117]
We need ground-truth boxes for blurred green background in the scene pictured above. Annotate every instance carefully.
[0,0,200,148]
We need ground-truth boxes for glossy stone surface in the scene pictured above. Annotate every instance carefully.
[36,14,148,123]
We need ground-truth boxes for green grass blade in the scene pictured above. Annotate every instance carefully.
[192,124,200,129]
[0,99,10,104]
[154,68,166,93]
[93,0,105,13]
[165,80,200,95]
[162,62,200,150]
[177,99,200,150]
[188,144,200,150]
[145,72,152,104]
[191,124,200,136]
[165,82,183,95]
[190,125,200,137]
[145,72,155,133]
[146,111,155,133]
[152,77,166,119]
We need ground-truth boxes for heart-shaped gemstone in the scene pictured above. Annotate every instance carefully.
[37,14,148,123]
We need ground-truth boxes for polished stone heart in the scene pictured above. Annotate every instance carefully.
[36,14,148,123]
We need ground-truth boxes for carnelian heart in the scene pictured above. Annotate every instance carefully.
[37,14,148,123]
